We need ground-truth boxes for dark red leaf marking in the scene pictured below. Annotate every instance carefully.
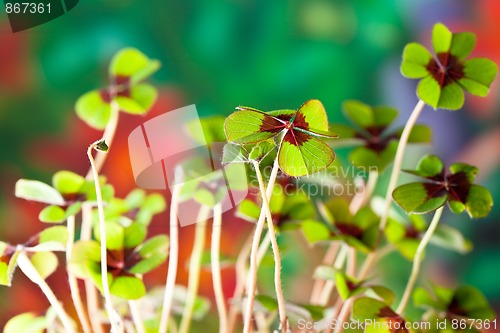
[259,114,288,133]
[282,129,310,146]
[100,75,132,103]
[0,245,15,265]
[423,182,447,200]
[405,225,420,239]
[292,110,310,131]
[336,223,363,239]
[426,52,464,89]
[106,247,142,278]
[446,172,472,204]
[447,295,468,317]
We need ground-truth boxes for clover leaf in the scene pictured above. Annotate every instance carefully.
[70,223,168,300]
[413,284,495,321]
[224,99,338,177]
[313,266,394,303]
[76,48,160,130]
[97,189,165,226]
[15,171,115,223]
[401,23,498,110]
[0,226,68,286]
[331,100,432,171]
[353,297,407,333]
[3,313,47,333]
[302,199,379,253]
[392,155,493,218]
[384,213,472,261]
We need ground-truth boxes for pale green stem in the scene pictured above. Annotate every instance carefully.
[396,206,444,315]
[129,300,146,333]
[178,205,211,333]
[17,250,75,333]
[66,215,92,333]
[81,203,105,333]
[242,159,280,333]
[332,297,355,333]
[318,245,348,306]
[228,232,253,333]
[159,182,183,333]
[87,140,122,333]
[252,160,288,332]
[212,203,228,333]
[309,242,341,305]
[85,101,119,180]
[379,100,426,232]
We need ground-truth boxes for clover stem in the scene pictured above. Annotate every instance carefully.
[379,99,426,232]
[396,206,444,315]
[242,159,280,333]
[332,297,355,333]
[228,232,253,333]
[81,203,105,333]
[159,181,183,333]
[66,215,92,333]
[16,250,75,333]
[87,140,123,333]
[309,242,341,304]
[318,244,348,306]
[252,160,288,332]
[129,300,146,333]
[85,101,120,180]
[178,205,211,333]
[228,230,272,333]
[211,203,228,333]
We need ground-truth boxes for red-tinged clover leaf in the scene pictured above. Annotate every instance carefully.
[324,199,379,253]
[353,298,408,333]
[225,99,337,177]
[401,23,498,110]
[393,155,493,218]
[129,235,169,274]
[413,285,495,320]
[76,48,160,130]
[331,100,432,171]
[3,313,47,333]
[70,227,168,300]
[0,242,20,286]
[109,48,160,85]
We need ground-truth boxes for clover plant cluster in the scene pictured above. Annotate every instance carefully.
[1,23,498,333]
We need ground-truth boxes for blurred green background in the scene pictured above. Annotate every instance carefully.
[1,0,499,329]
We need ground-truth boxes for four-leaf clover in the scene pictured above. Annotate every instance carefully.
[401,23,498,110]
[224,99,338,177]
[392,154,493,218]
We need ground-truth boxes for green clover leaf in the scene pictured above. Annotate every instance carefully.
[330,100,432,171]
[392,154,493,218]
[352,297,407,333]
[70,223,169,300]
[401,23,498,110]
[225,99,338,177]
[76,48,160,130]
[413,284,495,321]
